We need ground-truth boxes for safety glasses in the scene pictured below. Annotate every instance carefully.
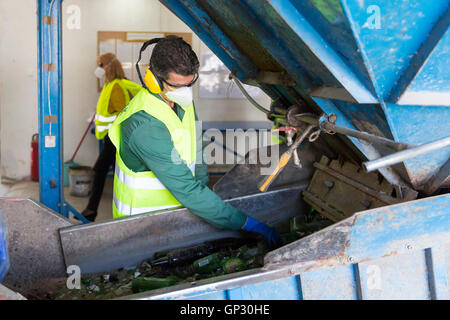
[161,73,199,89]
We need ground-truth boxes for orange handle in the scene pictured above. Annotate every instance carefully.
[259,152,292,192]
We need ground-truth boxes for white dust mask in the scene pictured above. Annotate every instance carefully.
[165,86,193,109]
[94,67,105,79]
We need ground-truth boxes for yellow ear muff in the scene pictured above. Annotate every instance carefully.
[144,68,162,94]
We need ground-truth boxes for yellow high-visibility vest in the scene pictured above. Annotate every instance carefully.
[108,90,197,219]
[94,79,142,140]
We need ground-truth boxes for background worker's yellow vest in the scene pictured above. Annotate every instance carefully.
[95,79,142,140]
[109,90,197,219]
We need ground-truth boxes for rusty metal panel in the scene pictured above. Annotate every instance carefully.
[0,198,73,297]
[302,156,401,222]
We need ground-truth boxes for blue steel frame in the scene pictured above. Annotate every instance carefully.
[37,0,63,214]
[160,0,450,190]
[37,0,88,223]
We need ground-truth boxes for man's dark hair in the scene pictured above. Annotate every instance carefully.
[150,35,199,80]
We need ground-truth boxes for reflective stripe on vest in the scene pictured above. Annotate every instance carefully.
[115,161,195,191]
[113,192,182,216]
[109,90,197,219]
[111,155,194,218]
[95,114,117,123]
[95,123,113,132]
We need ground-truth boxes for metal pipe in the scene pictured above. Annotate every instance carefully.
[292,114,414,151]
[229,73,271,115]
[363,136,450,172]
[229,73,285,118]
[321,122,414,151]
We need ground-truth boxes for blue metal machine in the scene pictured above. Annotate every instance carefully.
[22,0,449,300]
[128,193,449,300]
[135,0,450,300]
[160,0,450,192]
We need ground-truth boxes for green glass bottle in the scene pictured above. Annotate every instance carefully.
[193,253,223,274]
[131,276,179,293]
[150,238,249,269]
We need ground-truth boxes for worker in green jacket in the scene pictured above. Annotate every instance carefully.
[108,36,281,249]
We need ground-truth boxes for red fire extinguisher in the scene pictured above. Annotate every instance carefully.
[31,134,39,181]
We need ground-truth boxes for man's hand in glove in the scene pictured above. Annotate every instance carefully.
[241,216,282,249]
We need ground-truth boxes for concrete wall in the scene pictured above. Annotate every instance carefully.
[0,0,38,180]
[0,0,270,180]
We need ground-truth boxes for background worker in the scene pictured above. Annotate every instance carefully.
[108,36,282,248]
[79,53,142,222]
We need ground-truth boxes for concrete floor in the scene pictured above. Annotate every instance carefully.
[0,177,114,223]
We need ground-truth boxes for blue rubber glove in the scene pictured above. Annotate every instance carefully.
[241,216,282,249]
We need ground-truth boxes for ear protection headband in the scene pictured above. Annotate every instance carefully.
[136,38,164,94]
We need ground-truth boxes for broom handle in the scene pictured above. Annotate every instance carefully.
[70,112,96,162]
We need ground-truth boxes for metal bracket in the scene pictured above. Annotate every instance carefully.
[44,115,57,123]
[42,16,56,25]
[63,202,90,224]
[43,64,56,72]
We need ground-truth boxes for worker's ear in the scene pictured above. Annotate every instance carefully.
[144,68,163,94]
